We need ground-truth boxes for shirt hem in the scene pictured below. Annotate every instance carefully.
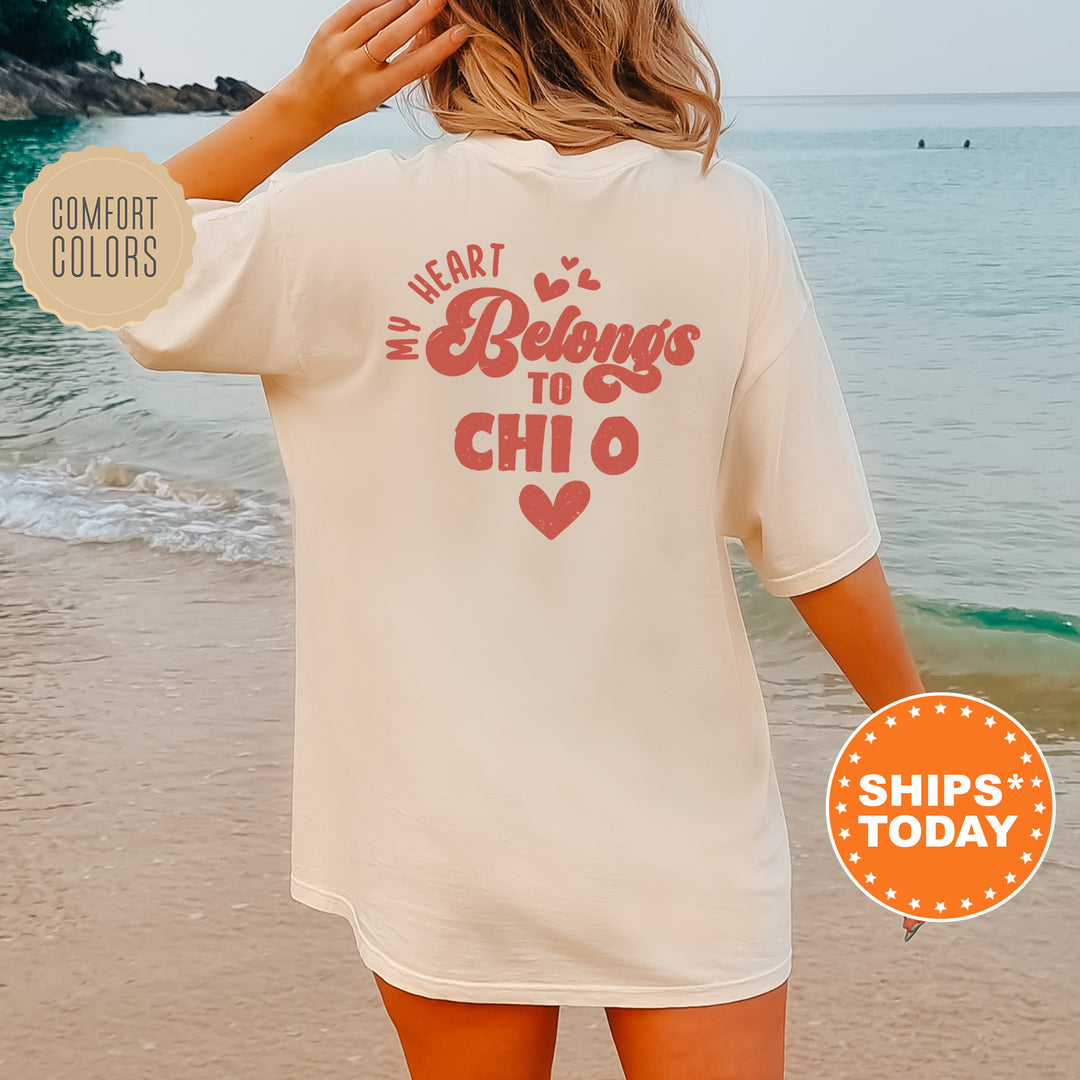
[761,523,882,598]
[290,875,792,1008]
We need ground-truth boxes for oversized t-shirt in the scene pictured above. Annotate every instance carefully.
[115,131,881,1008]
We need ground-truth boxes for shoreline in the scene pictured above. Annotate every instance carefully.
[1,526,1077,1078]
[0,48,262,121]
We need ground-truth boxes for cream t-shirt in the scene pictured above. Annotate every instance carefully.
[116,131,881,1007]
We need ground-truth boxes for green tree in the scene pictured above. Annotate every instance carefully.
[0,0,123,69]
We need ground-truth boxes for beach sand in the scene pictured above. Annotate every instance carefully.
[2,527,1077,1079]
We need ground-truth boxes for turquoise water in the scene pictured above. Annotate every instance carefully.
[2,94,1077,733]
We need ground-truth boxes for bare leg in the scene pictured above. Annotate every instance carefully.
[373,971,561,1080]
[605,980,788,1080]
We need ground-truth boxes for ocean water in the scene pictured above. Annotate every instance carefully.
[2,94,1078,736]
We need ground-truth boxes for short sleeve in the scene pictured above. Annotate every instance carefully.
[714,179,881,598]
[115,178,301,377]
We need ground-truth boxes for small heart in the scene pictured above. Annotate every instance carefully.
[519,481,591,539]
[534,272,570,302]
[561,255,579,270]
[577,269,601,291]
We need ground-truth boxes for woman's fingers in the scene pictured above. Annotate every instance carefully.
[320,0,400,37]
[341,0,417,59]
[380,23,467,87]
[283,0,463,128]
[395,18,438,63]
[349,0,449,66]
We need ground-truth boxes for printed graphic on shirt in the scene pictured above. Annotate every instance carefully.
[385,244,700,538]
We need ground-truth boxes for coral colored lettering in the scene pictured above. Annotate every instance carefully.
[454,411,636,475]
[425,287,699,404]
[407,244,505,304]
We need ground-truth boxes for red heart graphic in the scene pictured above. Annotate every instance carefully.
[577,269,601,291]
[561,255,579,270]
[519,482,591,539]
[534,273,569,302]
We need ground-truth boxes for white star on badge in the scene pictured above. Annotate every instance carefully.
[1034,802,1045,813]
[1031,828,1042,839]
[1031,777,1042,788]
[909,705,920,717]
[935,702,946,714]
[839,776,850,787]
[865,872,876,884]
[835,802,847,813]
[849,752,860,764]
[1021,752,1032,763]
[865,731,877,743]
[1005,732,1016,743]
[960,898,972,909]
[960,706,972,717]
[886,888,897,900]
[984,716,996,727]
[849,851,861,864]
[885,716,897,727]
[908,898,920,910]
[1021,852,1032,863]
[984,888,996,899]
[935,901,946,912]
[1005,873,1016,884]
[839,828,850,839]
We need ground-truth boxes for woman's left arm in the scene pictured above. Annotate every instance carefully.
[164,0,467,201]
[788,553,925,713]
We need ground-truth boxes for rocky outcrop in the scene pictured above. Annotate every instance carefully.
[0,49,262,120]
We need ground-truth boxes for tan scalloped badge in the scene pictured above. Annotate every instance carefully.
[10,144,194,331]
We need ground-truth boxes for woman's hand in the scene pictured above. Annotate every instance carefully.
[162,0,467,202]
[275,0,468,135]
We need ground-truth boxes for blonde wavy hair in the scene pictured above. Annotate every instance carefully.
[411,0,730,177]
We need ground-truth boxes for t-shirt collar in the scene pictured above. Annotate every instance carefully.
[460,131,656,175]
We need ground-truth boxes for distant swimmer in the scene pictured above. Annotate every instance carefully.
[963,138,971,148]
[917,138,926,149]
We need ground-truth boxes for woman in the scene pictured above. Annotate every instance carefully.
[116,0,925,1077]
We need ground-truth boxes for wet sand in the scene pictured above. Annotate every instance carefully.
[2,527,1077,1079]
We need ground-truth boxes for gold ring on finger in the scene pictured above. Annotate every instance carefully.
[363,40,388,66]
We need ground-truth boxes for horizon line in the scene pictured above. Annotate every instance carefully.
[723,89,1080,102]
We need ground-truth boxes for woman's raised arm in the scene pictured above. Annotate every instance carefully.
[163,0,468,202]
[789,554,925,713]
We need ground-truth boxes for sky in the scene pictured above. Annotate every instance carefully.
[96,0,1080,99]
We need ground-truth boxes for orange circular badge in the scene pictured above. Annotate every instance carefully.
[10,144,194,331]
[827,692,1055,921]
